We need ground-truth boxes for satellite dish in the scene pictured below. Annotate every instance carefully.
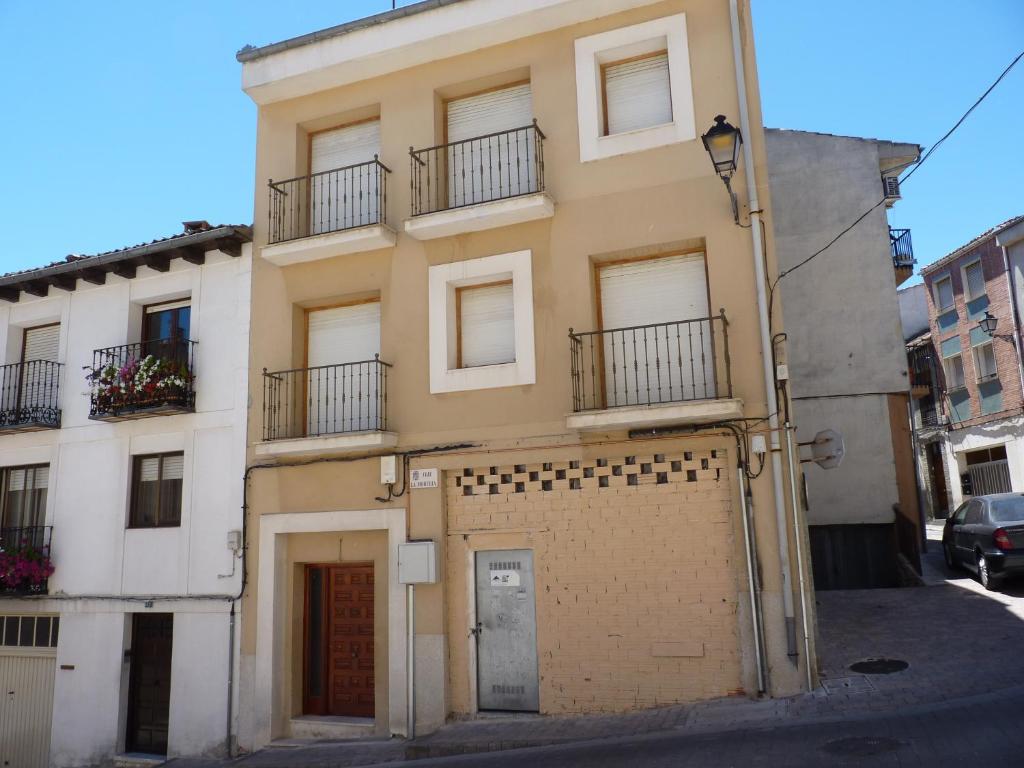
[811,429,845,470]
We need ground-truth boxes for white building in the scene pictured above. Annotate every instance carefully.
[0,223,252,768]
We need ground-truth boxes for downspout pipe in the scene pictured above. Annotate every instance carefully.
[728,0,798,662]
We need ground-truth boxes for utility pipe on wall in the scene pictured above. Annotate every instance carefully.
[728,0,798,661]
[784,422,814,692]
[407,583,416,740]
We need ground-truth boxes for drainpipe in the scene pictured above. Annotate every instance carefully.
[783,422,814,692]
[728,0,799,663]
[407,584,416,740]
[736,461,768,694]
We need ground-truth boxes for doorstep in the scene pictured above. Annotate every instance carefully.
[113,754,166,768]
[288,715,376,741]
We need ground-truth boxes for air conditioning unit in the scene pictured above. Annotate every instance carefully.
[882,175,901,203]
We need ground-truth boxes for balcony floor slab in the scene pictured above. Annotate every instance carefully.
[404,192,554,240]
[262,224,397,266]
[255,430,398,459]
[566,398,744,433]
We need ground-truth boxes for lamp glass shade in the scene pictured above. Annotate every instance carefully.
[979,311,998,335]
[701,115,742,175]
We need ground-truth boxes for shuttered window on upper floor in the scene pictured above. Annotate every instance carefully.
[457,281,515,368]
[602,52,672,136]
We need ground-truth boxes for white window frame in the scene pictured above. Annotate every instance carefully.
[932,273,954,312]
[428,250,535,393]
[574,14,696,163]
[972,339,998,382]
[961,258,986,302]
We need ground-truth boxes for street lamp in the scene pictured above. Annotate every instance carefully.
[978,311,998,337]
[701,115,743,223]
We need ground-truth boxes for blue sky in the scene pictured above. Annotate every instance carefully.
[0,1,1020,280]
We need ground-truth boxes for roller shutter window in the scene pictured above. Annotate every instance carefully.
[964,261,986,301]
[20,325,59,415]
[310,120,382,233]
[0,465,48,531]
[446,84,535,207]
[598,254,713,406]
[458,282,515,368]
[603,52,672,136]
[306,302,382,434]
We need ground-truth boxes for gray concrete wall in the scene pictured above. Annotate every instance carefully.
[899,283,930,341]
[767,129,913,527]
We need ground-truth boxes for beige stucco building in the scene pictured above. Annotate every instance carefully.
[234,0,815,750]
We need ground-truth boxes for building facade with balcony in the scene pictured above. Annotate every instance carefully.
[765,129,922,590]
[0,224,252,767]
[918,215,1024,507]
[237,0,813,749]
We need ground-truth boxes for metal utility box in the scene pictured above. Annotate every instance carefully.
[398,541,438,584]
[380,455,397,485]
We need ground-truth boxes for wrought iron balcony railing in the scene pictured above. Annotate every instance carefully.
[569,312,732,413]
[268,157,391,245]
[262,357,391,441]
[87,338,196,421]
[0,525,53,595]
[410,121,545,216]
[891,228,914,269]
[0,360,62,431]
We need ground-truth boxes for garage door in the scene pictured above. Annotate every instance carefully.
[0,615,58,768]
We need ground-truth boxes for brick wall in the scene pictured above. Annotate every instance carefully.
[445,447,743,715]
[923,236,1023,429]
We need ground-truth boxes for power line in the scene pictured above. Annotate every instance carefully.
[771,48,1023,289]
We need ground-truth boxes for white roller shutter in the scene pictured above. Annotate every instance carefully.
[459,282,515,368]
[306,302,382,435]
[604,52,673,136]
[447,84,536,206]
[310,120,382,233]
[20,325,60,415]
[598,254,714,405]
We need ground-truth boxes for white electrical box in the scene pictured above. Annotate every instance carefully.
[776,363,790,381]
[750,435,767,456]
[381,455,397,485]
[226,530,242,551]
[398,541,438,584]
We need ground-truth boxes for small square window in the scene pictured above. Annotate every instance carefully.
[130,452,184,528]
[457,281,515,368]
[602,51,672,136]
[973,341,998,381]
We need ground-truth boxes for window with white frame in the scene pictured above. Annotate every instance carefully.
[428,250,535,393]
[574,14,695,162]
[933,274,954,311]
[973,340,998,381]
[943,353,966,390]
[963,260,986,301]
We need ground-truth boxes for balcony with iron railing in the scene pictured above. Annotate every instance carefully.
[263,157,395,266]
[891,228,915,284]
[0,526,53,595]
[0,360,62,432]
[258,356,395,457]
[405,121,554,240]
[565,312,743,432]
[87,339,196,421]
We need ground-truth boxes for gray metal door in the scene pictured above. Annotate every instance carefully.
[474,550,539,712]
[968,460,1012,495]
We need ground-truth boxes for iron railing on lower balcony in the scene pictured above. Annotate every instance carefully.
[410,122,545,216]
[87,339,196,419]
[891,228,914,268]
[0,525,53,595]
[262,357,391,441]
[0,360,62,430]
[569,312,732,413]
[268,158,391,245]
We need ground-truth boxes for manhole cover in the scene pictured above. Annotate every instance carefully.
[821,736,903,757]
[849,658,909,674]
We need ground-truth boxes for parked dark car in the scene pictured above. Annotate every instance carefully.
[942,493,1024,590]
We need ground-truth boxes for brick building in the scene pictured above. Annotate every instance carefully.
[918,215,1024,508]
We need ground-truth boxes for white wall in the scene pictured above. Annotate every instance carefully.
[898,283,930,342]
[0,244,252,766]
[948,413,1024,504]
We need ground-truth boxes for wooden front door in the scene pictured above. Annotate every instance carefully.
[303,564,375,718]
[126,613,173,755]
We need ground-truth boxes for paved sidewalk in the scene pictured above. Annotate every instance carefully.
[169,536,1024,767]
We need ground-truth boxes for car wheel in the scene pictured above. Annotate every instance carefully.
[943,542,957,569]
[977,553,1000,591]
